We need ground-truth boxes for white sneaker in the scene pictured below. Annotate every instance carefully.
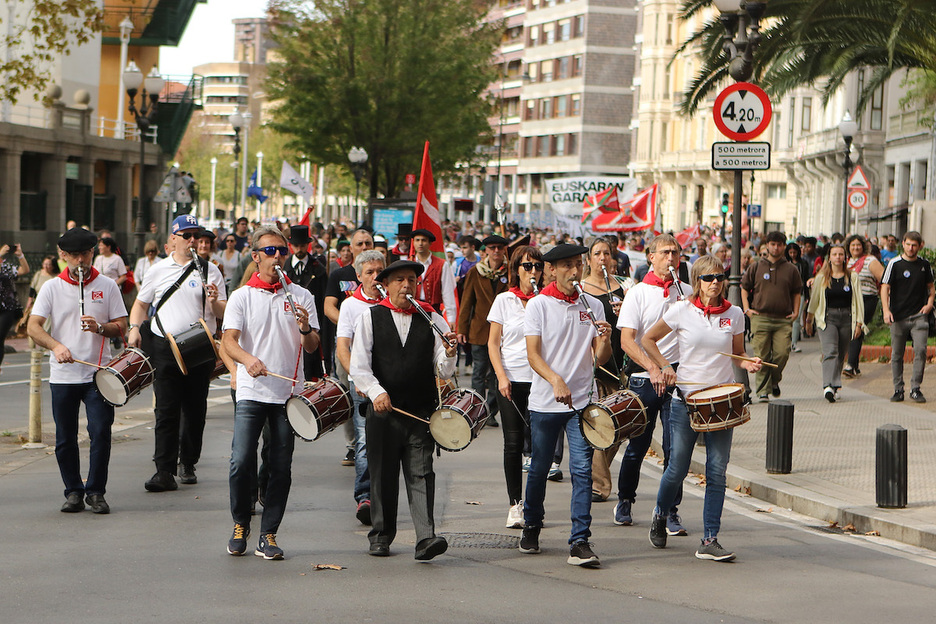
[522,456,531,473]
[823,386,836,403]
[506,501,524,529]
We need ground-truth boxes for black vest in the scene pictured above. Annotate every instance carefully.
[370,305,437,416]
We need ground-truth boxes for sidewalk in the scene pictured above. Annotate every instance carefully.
[657,334,936,551]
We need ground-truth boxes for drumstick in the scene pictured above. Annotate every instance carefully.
[718,352,779,368]
[393,407,430,424]
[598,366,621,379]
[72,358,103,369]
[264,371,298,382]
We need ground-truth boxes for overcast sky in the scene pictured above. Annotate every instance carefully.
[159,0,270,76]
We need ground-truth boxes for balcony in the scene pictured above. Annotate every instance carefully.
[101,0,207,47]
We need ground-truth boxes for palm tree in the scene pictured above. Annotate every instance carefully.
[676,0,936,116]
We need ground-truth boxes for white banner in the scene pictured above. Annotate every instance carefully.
[279,161,314,203]
[545,176,637,217]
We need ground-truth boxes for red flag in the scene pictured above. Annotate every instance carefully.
[412,141,445,259]
[297,207,312,226]
[581,186,620,223]
[675,223,701,249]
[591,184,657,232]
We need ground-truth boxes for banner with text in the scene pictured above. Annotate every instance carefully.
[545,177,637,217]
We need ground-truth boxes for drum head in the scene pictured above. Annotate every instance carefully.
[688,384,744,402]
[580,404,616,450]
[430,408,472,451]
[285,397,320,441]
[94,369,128,407]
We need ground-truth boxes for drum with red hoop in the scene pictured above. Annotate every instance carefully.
[285,377,353,441]
[94,348,155,407]
[684,383,750,432]
[429,388,489,452]
[579,389,647,450]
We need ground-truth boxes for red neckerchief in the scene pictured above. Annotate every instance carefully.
[850,255,867,274]
[379,297,436,316]
[692,296,731,317]
[509,286,536,302]
[642,271,673,297]
[540,282,578,303]
[246,272,291,292]
[351,284,382,303]
[59,267,100,285]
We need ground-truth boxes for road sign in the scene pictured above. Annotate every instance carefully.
[153,166,191,204]
[847,189,868,210]
[713,82,772,142]
[712,142,771,170]
[847,165,870,190]
[747,204,762,218]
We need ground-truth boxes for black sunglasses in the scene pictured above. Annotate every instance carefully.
[177,231,196,240]
[256,246,289,257]
[699,273,727,282]
[520,262,544,271]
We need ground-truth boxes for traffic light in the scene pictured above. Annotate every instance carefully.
[720,193,730,214]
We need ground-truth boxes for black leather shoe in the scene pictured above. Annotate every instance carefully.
[85,493,110,514]
[179,464,197,484]
[61,491,85,513]
[145,471,178,492]
[414,536,448,561]
[368,543,390,557]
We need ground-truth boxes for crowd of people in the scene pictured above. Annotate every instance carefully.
[1,212,932,567]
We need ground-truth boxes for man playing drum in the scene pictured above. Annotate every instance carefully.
[128,215,226,492]
[520,244,612,567]
[28,227,127,514]
[222,226,320,560]
[349,260,457,560]
[641,255,761,562]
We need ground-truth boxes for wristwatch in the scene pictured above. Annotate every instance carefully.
[96,323,105,335]
[299,326,313,335]
[129,323,140,330]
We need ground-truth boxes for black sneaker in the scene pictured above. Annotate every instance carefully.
[341,449,355,466]
[356,500,372,525]
[910,389,927,403]
[567,541,600,567]
[757,394,770,403]
[227,523,250,556]
[772,385,781,397]
[85,493,110,514]
[144,470,178,492]
[891,390,905,403]
[255,533,284,560]
[414,536,448,561]
[486,416,499,428]
[695,538,736,562]
[824,386,836,403]
[649,512,667,548]
[613,499,633,526]
[61,491,85,513]
[519,526,541,554]
[179,464,197,485]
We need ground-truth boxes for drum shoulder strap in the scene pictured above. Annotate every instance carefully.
[152,262,196,337]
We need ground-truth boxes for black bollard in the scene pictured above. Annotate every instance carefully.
[876,424,907,509]
[765,400,794,474]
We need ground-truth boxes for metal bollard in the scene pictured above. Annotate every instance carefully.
[876,424,907,508]
[765,400,794,474]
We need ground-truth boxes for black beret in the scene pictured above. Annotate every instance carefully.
[377,260,424,282]
[410,228,436,242]
[542,243,588,263]
[481,235,509,246]
[58,227,98,253]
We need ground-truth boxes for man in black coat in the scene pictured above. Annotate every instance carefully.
[284,225,328,378]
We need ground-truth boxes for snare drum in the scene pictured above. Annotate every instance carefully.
[166,318,218,375]
[436,376,456,402]
[94,348,155,407]
[580,389,647,450]
[684,383,750,432]
[284,377,353,441]
[429,388,489,452]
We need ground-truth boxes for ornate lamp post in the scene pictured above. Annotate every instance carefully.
[209,156,218,221]
[348,146,368,225]
[838,112,859,235]
[117,17,133,139]
[124,61,165,257]
[230,109,243,220]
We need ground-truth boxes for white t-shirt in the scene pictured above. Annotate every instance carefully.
[525,292,604,413]
[487,291,532,383]
[136,254,226,338]
[134,255,159,289]
[616,281,688,378]
[661,301,745,394]
[93,254,126,281]
[32,273,128,384]
[223,283,319,404]
[336,293,380,341]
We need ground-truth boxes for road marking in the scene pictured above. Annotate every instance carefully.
[0,378,50,387]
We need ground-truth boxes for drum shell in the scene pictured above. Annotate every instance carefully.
[580,389,647,450]
[285,378,352,441]
[167,319,218,375]
[429,388,489,452]
[94,348,155,407]
[685,383,750,432]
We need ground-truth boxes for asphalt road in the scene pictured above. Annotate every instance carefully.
[1,350,935,623]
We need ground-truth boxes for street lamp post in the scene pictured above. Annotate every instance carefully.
[230,110,243,220]
[839,112,859,236]
[240,112,252,220]
[348,147,368,226]
[257,150,264,220]
[209,156,218,221]
[117,17,133,139]
[124,61,165,257]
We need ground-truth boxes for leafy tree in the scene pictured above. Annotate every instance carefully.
[2,0,104,104]
[676,0,936,115]
[266,0,501,198]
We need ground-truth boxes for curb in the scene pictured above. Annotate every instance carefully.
[860,344,936,363]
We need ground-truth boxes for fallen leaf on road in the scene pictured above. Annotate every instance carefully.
[755,507,772,513]
[313,564,345,571]
[827,521,839,529]
[465,500,482,505]
[843,523,857,532]
[865,530,881,536]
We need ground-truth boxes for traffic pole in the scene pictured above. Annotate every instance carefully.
[23,337,47,449]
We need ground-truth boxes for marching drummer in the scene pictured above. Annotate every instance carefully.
[221,226,320,560]
[128,215,226,492]
[520,243,612,568]
[349,260,456,561]
[27,227,127,514]
[640,255,761,562]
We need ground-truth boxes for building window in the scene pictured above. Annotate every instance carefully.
[557,56,570,80]
[571,93,581,116]
[525,100,536,121]
[787,97,795,147]
[538,136,549,157]
[574,15,585,38]
[660,122,668,152]
[766,184,787,199]
[555,95,567,117]
[541,59,553,82]
[801,97,812,132]
[665,13,674,45]
[871,86,884,130]
[505,97,520,118]
[572,54,583,77]
[527,62,538,83]
[568,133,577,155]
[558,19,571,42]
[543,22,555,45]
[554,134,566,156]
[528,24,539,46]
[539,97,552,119]
[523,136,533,157]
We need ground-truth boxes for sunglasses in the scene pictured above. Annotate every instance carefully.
[256,246,289,257]
[176,231,196,240]
[520,262,544,271]
[699,273,727,282]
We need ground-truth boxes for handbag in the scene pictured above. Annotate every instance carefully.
[122,269,136,294]
[928,309,936,339]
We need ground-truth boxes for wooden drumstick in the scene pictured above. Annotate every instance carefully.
[72,358,104,368]
[718,352,779,368]
[264,371,298,382]
[393,407,430,424]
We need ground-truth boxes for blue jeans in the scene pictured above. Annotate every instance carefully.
[349,380,370,503]
[655,395,732,540]
[523,410,593,544]
[50,383,114,496]
[230,400,295,534]
[618,377,681,512]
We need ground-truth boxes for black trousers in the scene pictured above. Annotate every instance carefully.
[494,382,531,505]
[150,335,213,473]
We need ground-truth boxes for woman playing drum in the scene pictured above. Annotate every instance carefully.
[487,245,543,529]
[640,255,761,562]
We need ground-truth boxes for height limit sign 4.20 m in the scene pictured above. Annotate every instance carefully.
[713,82,772,142]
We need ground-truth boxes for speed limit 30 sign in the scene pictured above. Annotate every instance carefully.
[847,189,868,210]
[714,82,772,142]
